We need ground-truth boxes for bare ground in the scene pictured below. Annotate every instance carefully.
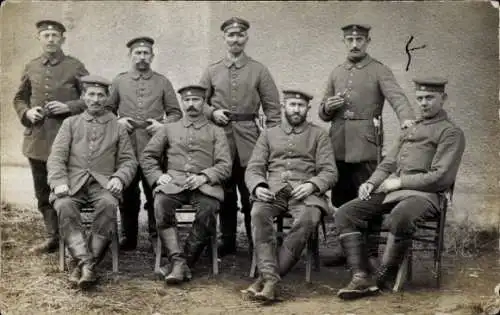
[1,201,499,315]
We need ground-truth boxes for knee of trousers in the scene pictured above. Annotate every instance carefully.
[296,206,321,230]
[153,194,177,229]
[387,209,417,237]
[53,197,78,218]
[250,203,274,226]
[94,195,118,213]
[333,206,355,232]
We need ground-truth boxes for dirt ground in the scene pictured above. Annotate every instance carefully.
[1,201,499,315]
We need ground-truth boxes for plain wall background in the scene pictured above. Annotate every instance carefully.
[1,1,498,228]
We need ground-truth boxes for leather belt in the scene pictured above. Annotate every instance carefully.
[342,110,376,121]
[225,112,257,121]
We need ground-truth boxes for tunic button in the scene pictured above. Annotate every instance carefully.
[45,85,49,89]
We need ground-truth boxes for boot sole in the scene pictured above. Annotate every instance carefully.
[165,276,191,285]
[337,286,379,300]
[78,279,97,289]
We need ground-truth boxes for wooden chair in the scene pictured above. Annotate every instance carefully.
[154,205,219,276]
[59,206,119,273]
[373,185,454,292]
[249,213,324,283]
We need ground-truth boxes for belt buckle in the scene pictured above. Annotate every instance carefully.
[343,110,354,120]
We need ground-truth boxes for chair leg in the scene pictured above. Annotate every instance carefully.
[249,249,257,278]
[407,245,413,282]
[111,222,119,273]
[154,235,162,275]
[435,229,445,288]
[59,237,65,272]
[211,235,219,275]
[306,237,312,283]
[393,254,409,292]
[312,228,320,272]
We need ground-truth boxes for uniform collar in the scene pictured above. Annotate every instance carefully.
[281,117,309,135]
[182,116,209,129]
[130,68,154,80]
[41,50,65,66]
[420,109,448,125]
[223,52,249,69]
[82,110,114,123]
[343,54,373,70]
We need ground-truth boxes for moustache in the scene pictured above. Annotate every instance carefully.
[186,106,198,112]
[350,49,361,53]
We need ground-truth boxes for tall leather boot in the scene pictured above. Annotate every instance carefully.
[159,228,191,285]
[254,276,279,303]
[337,233,378,300]
[184,214,215,269]
[322,224,346,267]
[376,233,411,290]
[30,207,59,253]
[278,245,299,277]
[65,232,95,288]
[89,233,110,267]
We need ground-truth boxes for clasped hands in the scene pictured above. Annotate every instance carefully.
[53,177,123,198]
[26,101,70,124]
[255,183,316,203]
[156,173,208,191]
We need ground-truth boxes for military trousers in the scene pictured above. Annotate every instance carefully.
[335,193,439,239]
[29,158,58,240]
[154,190,219,252]
[53,178,118,261]
[330,160,378,207]
[220,153,251,246]
[120,166,155,241]
[251,187,322,280]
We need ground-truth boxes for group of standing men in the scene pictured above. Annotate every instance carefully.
[14,16,465,302]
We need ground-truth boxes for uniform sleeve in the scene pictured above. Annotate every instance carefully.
[245,130,270,195]
[65,61,90,115]
[106,77,121,115]
[162,78,182,123]
[47,119,72,189]
[13,65,32,127]
[111,125,138,187]
[378,65,415,122]
[367,138,402,188]
[306,130,337,194]
[140,126,170,187]
[318,70,338,122]
[257,66,281,128]
[199,67,216,122]
[400,127,465,192]
[199,127,232,184]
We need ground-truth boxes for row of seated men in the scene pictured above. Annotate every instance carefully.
[44,74,464,304]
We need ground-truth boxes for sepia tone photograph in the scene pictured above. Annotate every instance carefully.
[0,1,499,314]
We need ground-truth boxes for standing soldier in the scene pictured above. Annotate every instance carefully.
[107,36,183,252]
[200,17,281,256]
[13,20,89,254]
[318,24,416,266]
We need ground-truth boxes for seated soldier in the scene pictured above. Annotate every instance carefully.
[141,84,231,285]
[243,89,338,302]
[335,77,466,300]
[47,75,137,289]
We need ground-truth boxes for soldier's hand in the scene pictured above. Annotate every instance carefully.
[212,109,230,126]
[145,119,163,135]
[157,174,173,186]
[118,117,134,132]
[255,187,275,202]
[107,177,123,195]
[358,182,375,200]
[183,174,208,191]
[377,178,402,193]
[291,183,316,200]
[26,107,45,123]
[46,101,70,115]
[54,184,69,198]
[401,119,416,129]
[325,93,345,112]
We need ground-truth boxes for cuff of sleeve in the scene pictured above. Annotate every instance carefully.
[251,181,269,196]
[199,170,214,185]
[50,179,69,190]
[306,178,327,194]
[20,109,32,127]
[399,175,414,189]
